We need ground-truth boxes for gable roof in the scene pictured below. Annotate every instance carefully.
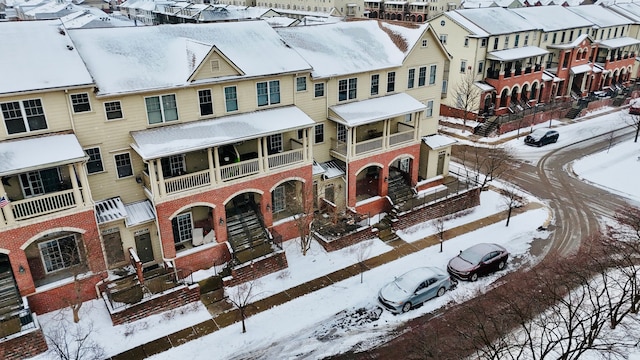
[0,20,94,95]
[453,7,538,35]
[444,11,490,37]
[606,2,640,22]
[276,20,428,79]
[565,4,632,28]
[511,5,593,31]
[68,21,311,95]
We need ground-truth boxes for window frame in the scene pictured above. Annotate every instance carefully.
[371,74,379,96]
[85,147,104,174]
[418,67,427,87]
[114,152,133,179]
[256,80,281,107]
[38,234,80,274]
[429,64,437,85]
[460,60,467,73]
[198,89,214,116]
[314,83,325,98]
[425,100,434,117]
[338,78,357,101]
[407,68,415,89]
[104,101,123,121]
[174,212,193,245]
[145,94,178,124]
[1,98,48,135]
[296,76,307,92]
[70,93,91,113]
[387,72,395,93]
[315,123,324,144]
[224,86,238,112]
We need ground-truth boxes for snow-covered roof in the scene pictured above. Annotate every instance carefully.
[606,3,640,22]
[131,106,315,160]
[262,15,298,27]
[422,134,457,150]
[454,7,537,34]
[511,6,592,32]
[571,64,592,74]
[459,0,498,9]
[319,161,345,179]
[124,200,155,227]
[276,20,427,79]
[487,46,548,61]
[0,20,94,95]
[444,11,490,37]
[598,36,640,49]
[474,81,494,91]
[566,4,632,28]
[95,197,127,224]
[24,1,71,16]
[329,93,426,127]
[0,133,87,177]
[68,21,311,96]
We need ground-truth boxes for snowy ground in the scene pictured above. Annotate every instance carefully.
[29,107,640,360]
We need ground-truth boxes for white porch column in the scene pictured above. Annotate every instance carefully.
[261,138,268,171]
[302,128,308,161]
[147,160,158,198]
[207,148,216,184]
[349,127,355,158]
[383,119,390,149]
[213,147,222,182]
[0,181,15,225]
[68,164,83,206]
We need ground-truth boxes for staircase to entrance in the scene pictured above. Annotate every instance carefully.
[226,204,272,264]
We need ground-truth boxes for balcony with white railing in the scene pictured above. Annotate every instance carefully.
[330,121,417,161]
[164,169,211,194]
[11,189,78,221]
[389,129,414,147]
[267,148,304,170]
[220,159,260,181]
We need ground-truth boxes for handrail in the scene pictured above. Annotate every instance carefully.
[11,189,77,220]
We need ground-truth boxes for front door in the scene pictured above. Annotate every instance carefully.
[437,151,445,176]
[134,231,154,264]
[103,228,125,268]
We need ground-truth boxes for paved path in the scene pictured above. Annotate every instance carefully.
[108,202,543,360]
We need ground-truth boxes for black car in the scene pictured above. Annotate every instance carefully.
[447,243,509,281]
[524,128,559,147]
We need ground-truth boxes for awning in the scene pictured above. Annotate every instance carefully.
[571,64,592,74]
[475,81,494,92]
[124,200,155,227]
[487,46,548,62]
[422,134,457,150]
[598,36,640,49]
[131,106,315,160]
[328,93,426,127]
[0,133,87,177]
[94,197,155,227]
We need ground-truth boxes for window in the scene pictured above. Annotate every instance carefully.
[210,60,220,72]
[268,133,283,153]
[607,28,611,39]
[387,72,395,92]
[429,65,437,85]
[257,80,280,106]
[39,235,80,273]
[407,69,415,89]
[198,89,213,116]
[421,39,428,47]
[569,30,574,41]
[371,74,379,95]
[504,36,509,48]
[418,67,427,86]
[481,38,487,47]
[114,153,133,178]
[85,147,104,174]
[561,32,566,43]
[224,86,238,112]
[514,34,519,47]
[173,213,193,244]
[314,83,325,97]
[20,168,60,197]
[439,34,447,45]
[145,94,177,124]
[425,100,434,117]
[296,77,307,92]
[478,61,484,74]
[442,80,448,94]
[544,33,548,42]
[552,33,557,44]
[161,155,185,177]
[272,185,285,213]
[70,93,91,113]
[460,60,467,73]
[337,124,347,143]
[339,78,357,101]
[104,101,123,120]
[1,99,47,135]
[524,35,529,46]
[493,38,499,50]
[315,123,324,144]
[464,37,469,47]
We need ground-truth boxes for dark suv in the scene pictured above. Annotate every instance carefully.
[447,243,509,281]
[524,128,559,147]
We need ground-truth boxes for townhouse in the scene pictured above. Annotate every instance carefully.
[430,5,640,118]
[0,17,454,351]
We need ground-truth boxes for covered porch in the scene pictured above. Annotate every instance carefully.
[328,93,424,162]
[131,106,315,200]
[0,133,91,226]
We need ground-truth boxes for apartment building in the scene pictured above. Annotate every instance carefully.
[364,0,457,23]
[0,18,452,349]
[430,5,640,117]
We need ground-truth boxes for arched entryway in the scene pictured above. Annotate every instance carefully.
[24,231,87,287]
[170,204,216,253]
[271,179,306,222]
[356,165,382,202]
[511,86,520,105]
[531,83,538,101]
[499,88,509,108]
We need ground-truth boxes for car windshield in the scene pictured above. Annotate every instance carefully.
[458,248,484,265]
[529,129,548,140]
[394,273,421,293]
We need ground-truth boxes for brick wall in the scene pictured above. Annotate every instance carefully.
[439,104,479,122]
[109,284,200,326]
[27,273,103,315]
[393,188,481,230]
[314,226,375,252]
[223,251,288,287]
[0,328,48,360]
[174,243,231,274]
[355,197,390,218]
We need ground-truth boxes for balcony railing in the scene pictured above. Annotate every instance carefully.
[11,189,77,221]
[389,130,414,147]
[267,149,304,170]
[355,137,383,155]
[220,159,260,181]
[164,169,211,194]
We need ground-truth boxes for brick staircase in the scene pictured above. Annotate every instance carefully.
[565,107,582,119]
[386,169,414,206]
[226,207,272,264]
[474,117,499,137]
[0,270,22,318]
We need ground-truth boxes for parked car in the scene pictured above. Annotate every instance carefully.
[524,128,559,147]
[378,267,456,314]
[447,243,509,281]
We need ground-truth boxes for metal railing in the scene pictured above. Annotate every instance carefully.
[267,148,304,170]
[220,159,260,181]
[355,137,383,155]
[12,189,77,220]
[164,169,211,194]
[389,130,414,147]
[0,306,37,341]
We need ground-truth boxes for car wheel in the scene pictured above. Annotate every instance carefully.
[470,273,478,282]
[498,260,506,270]
[437,287,446,297]
[401,302,412,313]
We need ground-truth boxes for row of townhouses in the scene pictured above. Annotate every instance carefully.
[0,18,454,356]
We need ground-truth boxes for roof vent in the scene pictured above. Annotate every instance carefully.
[58,27,66,35]
[67,45,74,51]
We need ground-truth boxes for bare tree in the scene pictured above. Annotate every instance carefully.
[60,236,100,323]
[227,281,258,333]
[497,181,524,227]
[350,240,372,284]
[451,70,481,131]
[287,187,315,256]
[45,316,105,360]
[452,144,517,190]
[624,112,640,143]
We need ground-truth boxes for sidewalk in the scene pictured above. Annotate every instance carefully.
[108,201,543,360]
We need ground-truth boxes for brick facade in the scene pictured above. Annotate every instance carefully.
[0,328,48,360]
[27,274,103,315]
[314,226,376,252]
[223,251,288,287]
[108,284,201,326]
[393,188,481,230]
[174,243,231,274]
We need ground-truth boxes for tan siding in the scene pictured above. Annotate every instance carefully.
[192,52,241,81]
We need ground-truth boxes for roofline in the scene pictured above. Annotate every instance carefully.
[0,83,95,98]
[0,155,89,177]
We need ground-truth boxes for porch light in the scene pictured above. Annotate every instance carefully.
[266,203,271,211]
[18,265,25,274]
[219,217,224,226]
[384,177,388,183]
